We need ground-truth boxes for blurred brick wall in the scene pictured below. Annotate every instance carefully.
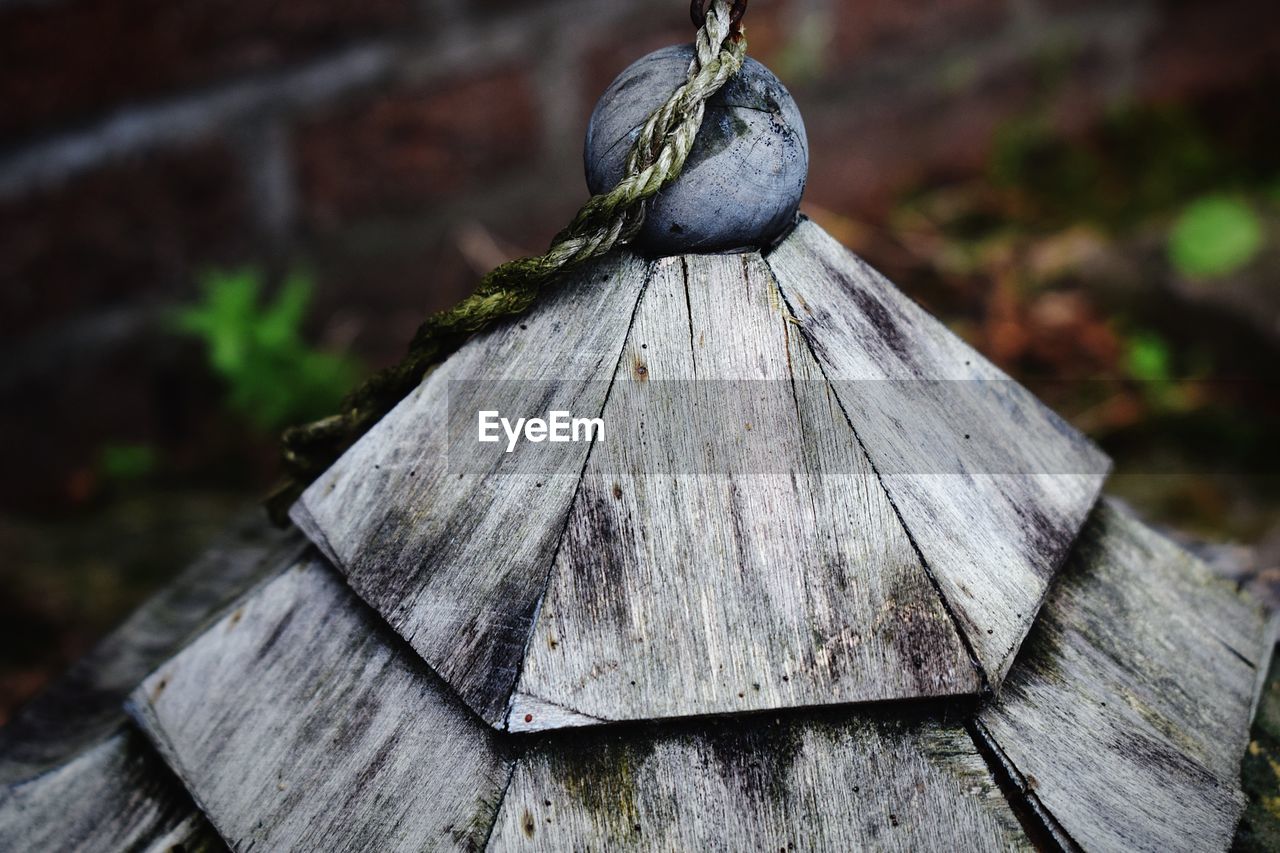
[1,0,1277,509]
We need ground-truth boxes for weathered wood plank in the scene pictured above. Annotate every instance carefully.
[489,710,1029,851]
[976,498,1270,852]
[0,514,302,852]
[128,553,513,852]
[766,217,1110,685]
[0,514,303,784]
[292,252,649,727]
[0,730,225,853]
[511,253,977,731]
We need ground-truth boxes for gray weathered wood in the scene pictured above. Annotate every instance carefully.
[291,252,649,727]
[0,514,302,852]
[128,553,513,852]
[977,498,1270,852]
[0,514,303,784]
[585,45,808,255]
[766,217,1111,686]
[0,730,224,853]
[510,252,977,731]
[489,711,1029,851]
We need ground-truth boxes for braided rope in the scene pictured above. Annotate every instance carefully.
[267,2,746,520]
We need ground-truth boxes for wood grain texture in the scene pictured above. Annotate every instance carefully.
[490,711,1029,851]
[511,253,978,732]
[766,218,1110,685]
[291,252,649,727]
[0,514,303,785]
[977,498,1270,852]
[0,514,301,852]
[0,730,224,853]
[128,554,512,852]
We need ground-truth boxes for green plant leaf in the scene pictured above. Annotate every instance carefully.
[98,443,157,481]
[257,271,313,350]
[1168,195,1263,279]
[175,267,362,432]
[1126,331,1172,383]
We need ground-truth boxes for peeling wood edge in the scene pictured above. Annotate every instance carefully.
[986,468,1109,687]
[505,690,985,738]
[479,760,519,852]
[503,692,986,752]
[500,258,656,732]
[969,718,1082,853]
[507,693,988,753]
[983,466,1109,689]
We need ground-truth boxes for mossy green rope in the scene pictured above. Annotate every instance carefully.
[267,2,748,521]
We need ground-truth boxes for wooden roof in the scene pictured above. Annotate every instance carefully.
[1,221,1269,851]
[291,217,1109,732]
[976,500,1276,850]
[0,515,305,852]
[98,497,1269,851]
[2,494,1268,850]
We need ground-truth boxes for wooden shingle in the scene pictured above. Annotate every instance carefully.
[0,515,303,852]
[977,499,1275,851]
[767,218,1111,686]
[511,252,978,730]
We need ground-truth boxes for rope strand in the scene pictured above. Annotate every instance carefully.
[267,1,747,522]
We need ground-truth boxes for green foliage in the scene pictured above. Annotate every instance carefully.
[989,105,1233,230]
[175,269,361,431]
[1125,331,1172,382]
[98,443,157,482]
[1123,329,1204,414]
[1168,195,1264,279]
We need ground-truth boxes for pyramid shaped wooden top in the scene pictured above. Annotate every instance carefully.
[290,218,1110,732]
